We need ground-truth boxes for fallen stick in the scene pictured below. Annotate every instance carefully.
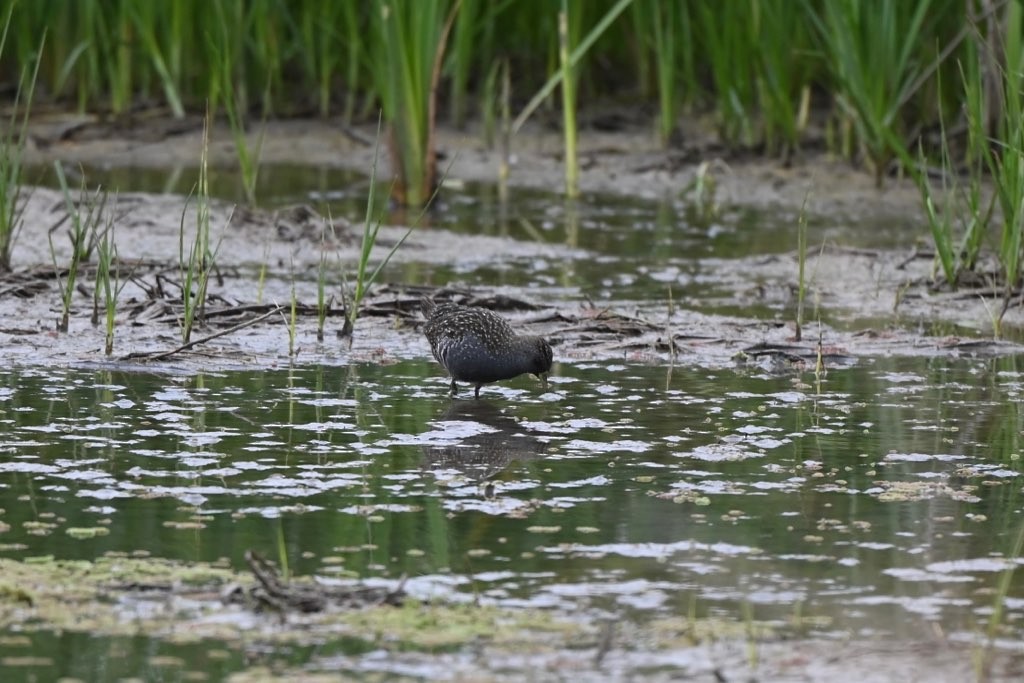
[120,305,283,361]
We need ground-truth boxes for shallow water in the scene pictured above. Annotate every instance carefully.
[34,163,924,318]
[1,355,1023,678]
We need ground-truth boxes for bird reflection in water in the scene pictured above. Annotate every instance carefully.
[421,400,546,494]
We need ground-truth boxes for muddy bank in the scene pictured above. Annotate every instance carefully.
[2,175,1021,373]
[26,114,925,215]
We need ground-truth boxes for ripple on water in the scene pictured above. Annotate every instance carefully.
[1,357,1023,660]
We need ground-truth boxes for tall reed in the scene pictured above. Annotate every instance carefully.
[696,2,757,147]
[0,6,41,273]
[369,0,458,207]
[558,0,580,199]
[298,1,347,118]
[128,1,184,118]
[632,0,680,146]
[984,0,1024,295]
[755,0,813,159]
[808,0,936,185]
[447,0,480,128]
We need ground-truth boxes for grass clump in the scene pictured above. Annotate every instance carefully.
[51,164,106,333]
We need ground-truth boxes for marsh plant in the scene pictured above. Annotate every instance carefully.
[631,0,682,146]
[0,0,996,177]
[342,121,392,339]
[912,2,1024,312]
[981,2,1024,299]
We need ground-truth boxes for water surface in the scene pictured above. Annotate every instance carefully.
[2,355,1022,678]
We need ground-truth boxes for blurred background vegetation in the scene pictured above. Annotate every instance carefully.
[3,0,1024,291]
[0,1,1012,159]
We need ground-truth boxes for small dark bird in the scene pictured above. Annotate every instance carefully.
[421,297,553,398]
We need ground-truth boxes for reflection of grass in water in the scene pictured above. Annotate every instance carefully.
[978,521,1024,679]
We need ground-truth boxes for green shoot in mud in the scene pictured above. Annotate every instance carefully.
[915,63,990,292]
[51,164,106,333]
[0,8,41,273]
[795,194,809,342]
[903,2,1024,316]
[179,111,224,345]
[94,215,128,356]
[984,1,1024,303]
[257,242,270,305]
[288,261,298,358]
[316,217,332,343]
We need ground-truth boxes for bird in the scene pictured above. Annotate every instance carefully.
[421,296,553,398]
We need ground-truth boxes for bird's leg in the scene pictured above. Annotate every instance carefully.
[449,379,459,397]
[474,384,482,399]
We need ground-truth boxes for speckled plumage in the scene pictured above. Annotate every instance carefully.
[422,297,553,398]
